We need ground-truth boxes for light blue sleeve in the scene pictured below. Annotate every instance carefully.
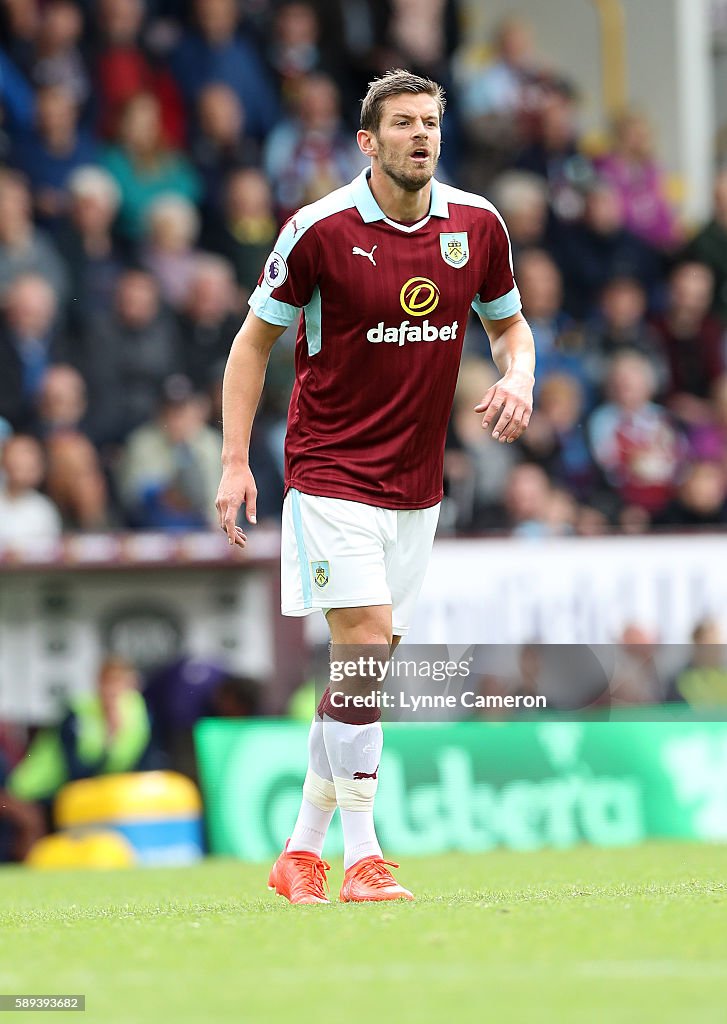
[471,285,522,320]
[249,288,300,327]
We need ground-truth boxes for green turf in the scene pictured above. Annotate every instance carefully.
[0,843,726,1024]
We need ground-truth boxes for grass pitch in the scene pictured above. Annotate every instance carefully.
[0,843,726,1024]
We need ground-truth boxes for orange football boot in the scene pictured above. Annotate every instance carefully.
[268,841,331,904]
[339,856,414,902]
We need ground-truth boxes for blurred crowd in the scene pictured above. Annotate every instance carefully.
[474,619,727,713]
[0,1,725,546]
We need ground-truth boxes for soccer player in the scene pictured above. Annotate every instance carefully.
[216,70,535,903]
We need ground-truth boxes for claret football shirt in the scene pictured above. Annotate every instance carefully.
[249,168,521,509]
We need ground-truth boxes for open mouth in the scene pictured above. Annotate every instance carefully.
[410,149,430,163]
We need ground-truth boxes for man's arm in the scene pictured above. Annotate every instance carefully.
[475,311,535,443]
[215,311,287,547]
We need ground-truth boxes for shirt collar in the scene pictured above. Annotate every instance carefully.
[351,168,449,223]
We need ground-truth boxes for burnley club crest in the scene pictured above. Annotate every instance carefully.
[439,232,469,269]
[311,560,330,589]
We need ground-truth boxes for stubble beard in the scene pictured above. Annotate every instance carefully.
[378,146,439,194]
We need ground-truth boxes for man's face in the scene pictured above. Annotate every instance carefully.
[99,666,137,708]
[364,93,441,193]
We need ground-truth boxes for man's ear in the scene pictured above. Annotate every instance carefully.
[357,128,377,158]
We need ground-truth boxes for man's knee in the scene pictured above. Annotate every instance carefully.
[326,605,393,648]
[323,606,392,724]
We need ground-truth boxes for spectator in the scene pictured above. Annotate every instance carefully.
[516,249,571,357]
[35,364,90,438]
[610,625,663,704]
[53,165,125,328]
[666,619,727,705]
[595,109,682,251]
[588,352,685,515]
[93,0,186,147]
[574,503,610,536]
[115,374,222,530]
[459,15,548,184]
[518,373,603,502]
[102,92,201,241]
[686,169,727,322]
[146,658,262,776]
[516,83,593,222]
[82,270,182,443]
[2,657,154,834]
[491,171,553,259]
[177,254,239,389]
[25,0,91,109]
[34,370,111,544]
[0,433,62,548]
[443,357,519,531]
[583,276,667,399]
[140,194,202,310]
[264,72,364,217]
[0,273,67,430]
[311,0,390,107]
[45,431,111,530]
[168,0,278,140]
[503,462,554,537]
[655,461,727,528]
[10,84,98,222]
[692,373,727,461]
[386,0,460,83]
[0,745,46,861]
[202,167,277,297]
[207,675,263,717]
[268,2,325,101]
[557,179,662,318]
[460,15,538,122]
[515,249,587,392]
[0,48,36,135]
[0,170,69,302]
[544,485,578,535]
[143,656,227,777]
[0,0,40,70]
[651,262,725,410]
[191,83,258,215]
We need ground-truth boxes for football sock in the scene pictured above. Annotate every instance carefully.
[322,717,384,869]
[287,715,336,857]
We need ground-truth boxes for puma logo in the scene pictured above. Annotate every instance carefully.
[353,766,378,780]
[291,218,302,236]
[352,244,377,266]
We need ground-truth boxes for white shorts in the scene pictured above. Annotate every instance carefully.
[281,488,440,636]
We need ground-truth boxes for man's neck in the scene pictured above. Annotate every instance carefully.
[367,166,432,224]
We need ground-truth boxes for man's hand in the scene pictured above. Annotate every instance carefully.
[215,463,257,548]
[475,368,534,443]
